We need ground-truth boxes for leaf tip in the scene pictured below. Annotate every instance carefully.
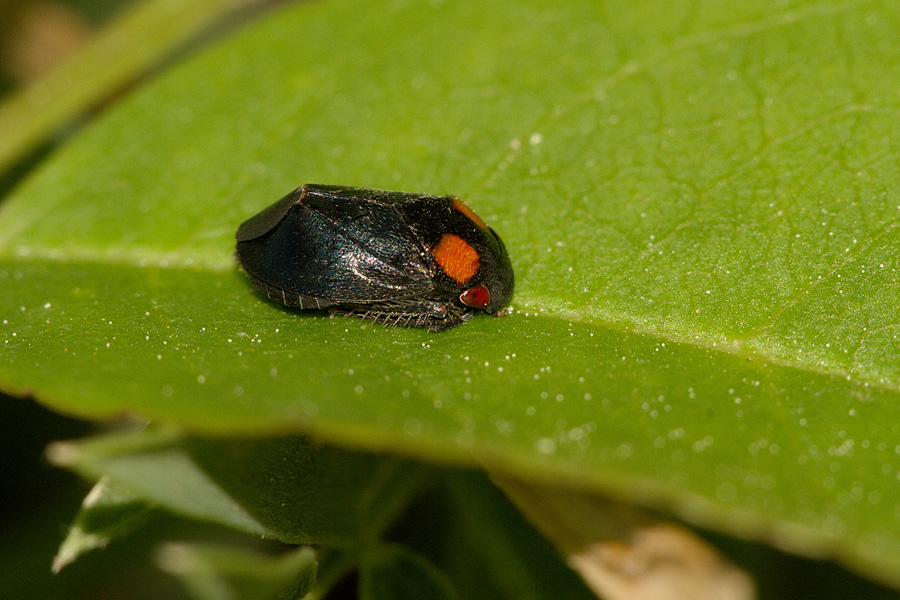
[45,440,79,467]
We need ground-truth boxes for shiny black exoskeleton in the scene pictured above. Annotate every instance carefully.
[235,184,513,331]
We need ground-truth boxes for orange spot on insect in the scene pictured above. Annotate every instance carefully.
[431,233,480,284]
[452,198,487,229]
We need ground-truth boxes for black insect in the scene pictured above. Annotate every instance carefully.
[235,184,513,331]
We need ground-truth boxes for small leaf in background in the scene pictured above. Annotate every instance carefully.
[54,428,431,546]
[50,476,152,573]
[156,543,316,600]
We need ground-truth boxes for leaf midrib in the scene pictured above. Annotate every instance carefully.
[1,253,895,399]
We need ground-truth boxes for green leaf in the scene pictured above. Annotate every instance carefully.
[2,0,900,589]
[51,476,152,573]
[359,545,461,600]
[156,543,316,600]
[52,429,430,545]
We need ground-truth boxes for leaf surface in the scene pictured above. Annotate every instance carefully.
[156,544,317,600]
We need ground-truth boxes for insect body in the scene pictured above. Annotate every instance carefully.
[235,184,513,331]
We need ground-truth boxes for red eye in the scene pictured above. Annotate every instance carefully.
[459,284,491,309]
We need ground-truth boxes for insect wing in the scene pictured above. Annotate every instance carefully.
[235,187,303,241]
[237,189,432,302]
[302,186,431,280]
